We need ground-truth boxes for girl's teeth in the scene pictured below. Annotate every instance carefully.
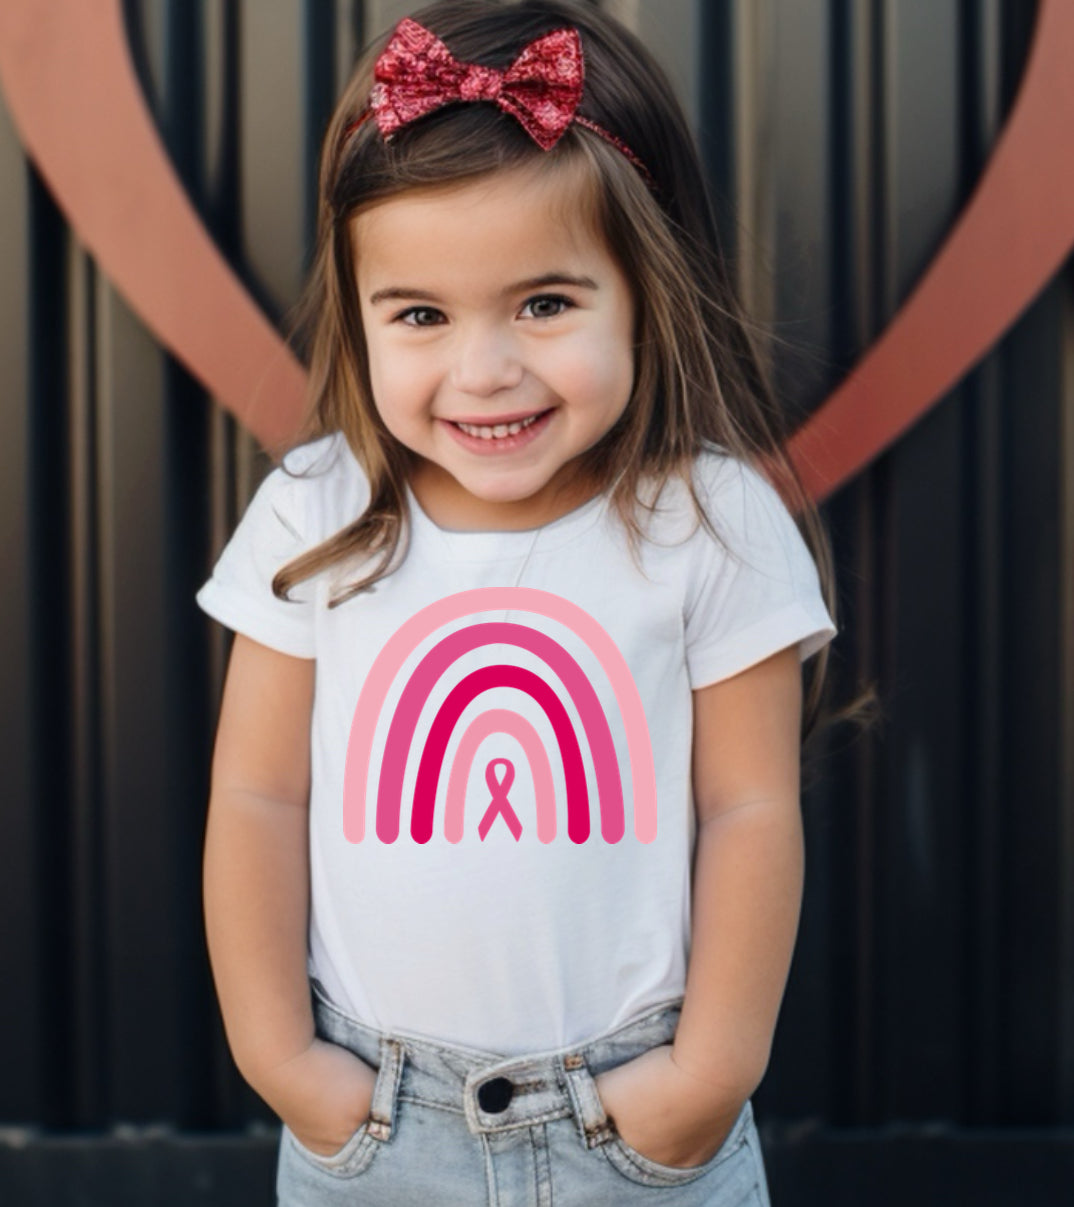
[456,412,543,438]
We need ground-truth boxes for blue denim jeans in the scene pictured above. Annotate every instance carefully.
[276,978,772,1206]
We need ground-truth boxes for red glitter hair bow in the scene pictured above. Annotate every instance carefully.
[342,17,651,179]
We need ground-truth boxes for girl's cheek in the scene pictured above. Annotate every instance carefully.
[374,359,438,412]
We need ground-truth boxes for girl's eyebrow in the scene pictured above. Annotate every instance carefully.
[367,273,599,306]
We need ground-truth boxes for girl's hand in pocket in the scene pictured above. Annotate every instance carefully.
[258,1036,378,1157]
[593,1044,747,1169]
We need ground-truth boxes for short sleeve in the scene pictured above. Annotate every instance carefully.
[684,455,837,689]
[195,461,318,658]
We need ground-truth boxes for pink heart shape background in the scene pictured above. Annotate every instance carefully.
[1,0,1072,503]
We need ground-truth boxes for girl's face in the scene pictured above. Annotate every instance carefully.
[352,163,635,531]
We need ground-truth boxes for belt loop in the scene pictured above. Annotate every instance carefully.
[561,1052,615,1148]
[366,1037,405,1142]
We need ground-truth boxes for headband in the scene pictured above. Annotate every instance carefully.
[340,17,653,184]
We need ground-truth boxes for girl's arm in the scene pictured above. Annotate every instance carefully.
[203,634,315,1075]
[675,641,804,1090]
[594,643,804,1166]
[203,633,375,1155]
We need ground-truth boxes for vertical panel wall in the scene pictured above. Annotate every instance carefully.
[1,0,1070,1201]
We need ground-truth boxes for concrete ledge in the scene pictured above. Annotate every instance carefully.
[0,1123,1072,1205]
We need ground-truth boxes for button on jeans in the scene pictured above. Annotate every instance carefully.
[276,978,772,1206]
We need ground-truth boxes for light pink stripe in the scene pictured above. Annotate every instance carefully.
[445,710,557,843]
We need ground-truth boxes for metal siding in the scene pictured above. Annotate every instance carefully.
[1,0,1071,1197]
[1002,276,1065,1124]
[0,39,38,1122]
[817,3,883,1128]
[960,0,1006,1134]
[239,1,307,311]
[1060,268,1074,1126]
[877,0,967,1120]
[876,0,966,1118]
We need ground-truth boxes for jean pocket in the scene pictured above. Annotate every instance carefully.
[581,1059,757,1191]
[285,1118,377,1178]
[284,1035,401,1180]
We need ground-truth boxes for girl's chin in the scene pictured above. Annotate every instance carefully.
[428,476,560,526]
[455,482,550,510]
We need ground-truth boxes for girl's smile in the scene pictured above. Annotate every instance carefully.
[352,162,636,531]
[444,405,555,453]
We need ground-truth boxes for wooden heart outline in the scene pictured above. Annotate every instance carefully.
[1,0,1072,501]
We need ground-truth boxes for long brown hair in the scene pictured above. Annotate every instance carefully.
[272,0,873,750]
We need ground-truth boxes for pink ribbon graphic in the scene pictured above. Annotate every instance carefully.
[477,759,523,842]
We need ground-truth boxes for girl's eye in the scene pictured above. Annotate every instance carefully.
[397,306,445,327]
[521,294,574,320]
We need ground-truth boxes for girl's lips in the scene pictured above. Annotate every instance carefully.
[449,407,547,426]
[442,408,554,454]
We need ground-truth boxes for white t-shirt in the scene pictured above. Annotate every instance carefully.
[196,431,836,1055]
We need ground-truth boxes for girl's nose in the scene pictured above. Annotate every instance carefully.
[448,325,524,396]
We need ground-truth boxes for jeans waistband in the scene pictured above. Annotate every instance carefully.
[309,978,684,1142]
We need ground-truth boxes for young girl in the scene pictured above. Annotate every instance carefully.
[197,2,838,1203]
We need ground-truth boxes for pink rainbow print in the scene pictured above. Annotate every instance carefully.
[342,588,656,845]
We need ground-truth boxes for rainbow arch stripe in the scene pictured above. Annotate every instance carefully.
[446,710,556,843]
[342,587,656,844]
